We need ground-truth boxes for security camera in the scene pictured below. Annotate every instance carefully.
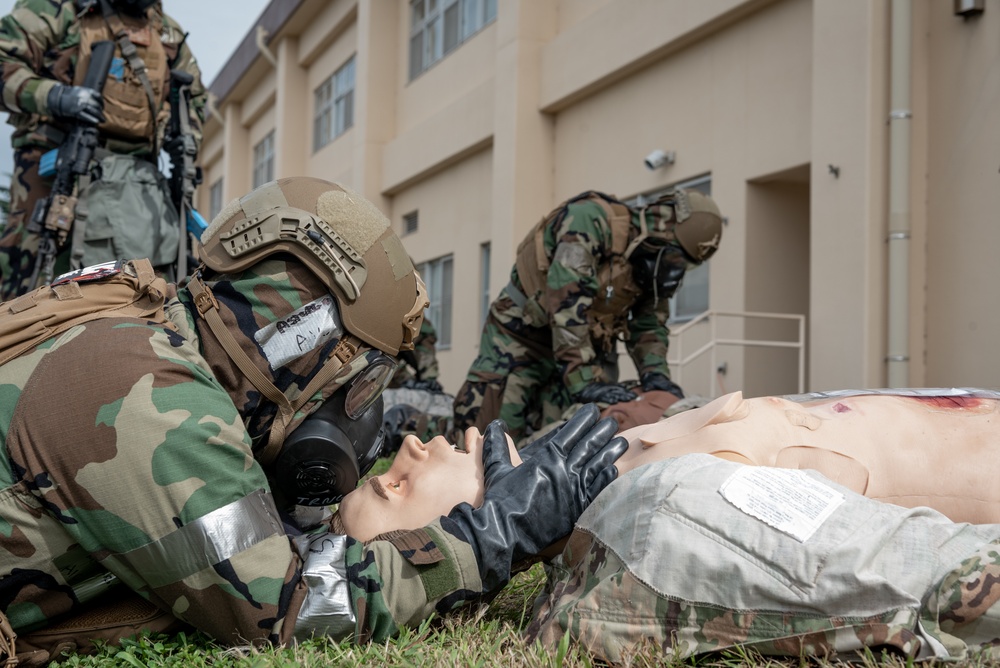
[644,149,675,170]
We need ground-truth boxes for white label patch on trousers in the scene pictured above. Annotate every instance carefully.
[720,467,845,542]
[254,294,342,369]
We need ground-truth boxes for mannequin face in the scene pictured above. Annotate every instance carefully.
[338,428,522,542]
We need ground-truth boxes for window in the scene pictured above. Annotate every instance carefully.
[480,242,491,325]
[403,210,419,235]
[313,56,356,151]
[252,131,274,188]
[208,178,224,221]
[418,254,453,348]
[629,175,713,324]
[409,0,496,80]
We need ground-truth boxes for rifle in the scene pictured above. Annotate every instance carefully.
[165,68,207,282]
[28,40,115,290]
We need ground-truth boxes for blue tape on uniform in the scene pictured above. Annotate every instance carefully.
[109,57,125,80]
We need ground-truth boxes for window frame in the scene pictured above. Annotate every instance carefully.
[417,254,454,350]
[208,178,224,221]
[252,131,275,188]
[313,55,356,152]
[409,0,496,81]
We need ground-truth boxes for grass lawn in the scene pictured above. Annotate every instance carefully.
[40,457,1000,667]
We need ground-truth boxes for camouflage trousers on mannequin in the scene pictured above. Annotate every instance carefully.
[528,454,1000,663]
[453,292,572,444]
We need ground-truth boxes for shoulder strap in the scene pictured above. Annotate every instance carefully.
[0,259,173,367]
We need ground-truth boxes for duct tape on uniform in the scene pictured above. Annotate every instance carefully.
[255,294,343,369]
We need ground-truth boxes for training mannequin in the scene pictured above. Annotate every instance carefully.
[612,388,1000,524]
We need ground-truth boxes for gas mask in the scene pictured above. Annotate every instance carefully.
[273,386,389,508]
[629,241,689,306]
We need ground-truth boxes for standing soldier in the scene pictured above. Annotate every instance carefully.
[453,189,724,443]
[0,177,624,664]
[0,0,206,300]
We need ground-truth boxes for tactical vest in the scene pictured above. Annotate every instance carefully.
[74,6,169,145]
[514,192,641,353]
[0,258,174,366]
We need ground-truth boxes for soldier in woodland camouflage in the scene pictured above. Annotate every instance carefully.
[0,177,624,665]
[0,0,206,300]
[453,189,723,443]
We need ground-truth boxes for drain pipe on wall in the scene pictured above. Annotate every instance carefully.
[886,0,912,387]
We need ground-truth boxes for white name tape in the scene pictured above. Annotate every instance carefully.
[720,467,845,542]
[254,294,342,370]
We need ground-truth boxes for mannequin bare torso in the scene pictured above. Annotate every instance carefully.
[615,388,1000,523]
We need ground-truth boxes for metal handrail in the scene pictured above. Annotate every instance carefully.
[667,310,806,396]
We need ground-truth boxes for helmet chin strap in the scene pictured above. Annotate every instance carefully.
[186,272,365,466]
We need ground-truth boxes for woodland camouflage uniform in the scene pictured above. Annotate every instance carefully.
[454,191,713,442]
[0,180,492,662]
[527,454,1000,663]
[0,0,206,299]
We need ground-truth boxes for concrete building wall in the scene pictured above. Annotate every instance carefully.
[198,0,1000,401]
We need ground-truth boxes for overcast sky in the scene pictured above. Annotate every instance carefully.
[0,0,272,177]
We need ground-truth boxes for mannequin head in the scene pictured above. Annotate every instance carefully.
[338,427,522,541]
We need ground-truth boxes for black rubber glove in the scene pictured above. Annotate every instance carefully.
[575,382,637,405]
[444,404,627,594]
[401,378,444,393]
[640,371,685,399]
[47,84,105,125]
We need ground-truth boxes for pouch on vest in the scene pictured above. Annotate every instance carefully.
[75,10,168,144]
[0,258,175,366]
[77,153,179,269]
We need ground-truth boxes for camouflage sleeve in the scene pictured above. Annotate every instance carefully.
[625,290,673,379]
[414,318,439,381]
[543,201,612,397]
[4,321,304,645]
[0,0,74,115]
[344,519,483,642]
[162,12,206,151]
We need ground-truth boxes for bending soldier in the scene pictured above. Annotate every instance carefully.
[453,189,723,443]
[0,177,625,664]
[0,0,206,300]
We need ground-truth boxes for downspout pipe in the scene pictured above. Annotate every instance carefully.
[886,0,912,387]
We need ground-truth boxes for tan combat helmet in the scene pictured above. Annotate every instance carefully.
[628,189,724,264]
[200,177,425,355]
[671,190,723,263]
[190,177,428,464]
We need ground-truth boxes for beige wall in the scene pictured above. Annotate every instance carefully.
[200,0,1000,400]
[390,147,495,391]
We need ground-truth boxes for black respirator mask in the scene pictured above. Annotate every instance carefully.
[629,242,689,305]
[272,390,387,508]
